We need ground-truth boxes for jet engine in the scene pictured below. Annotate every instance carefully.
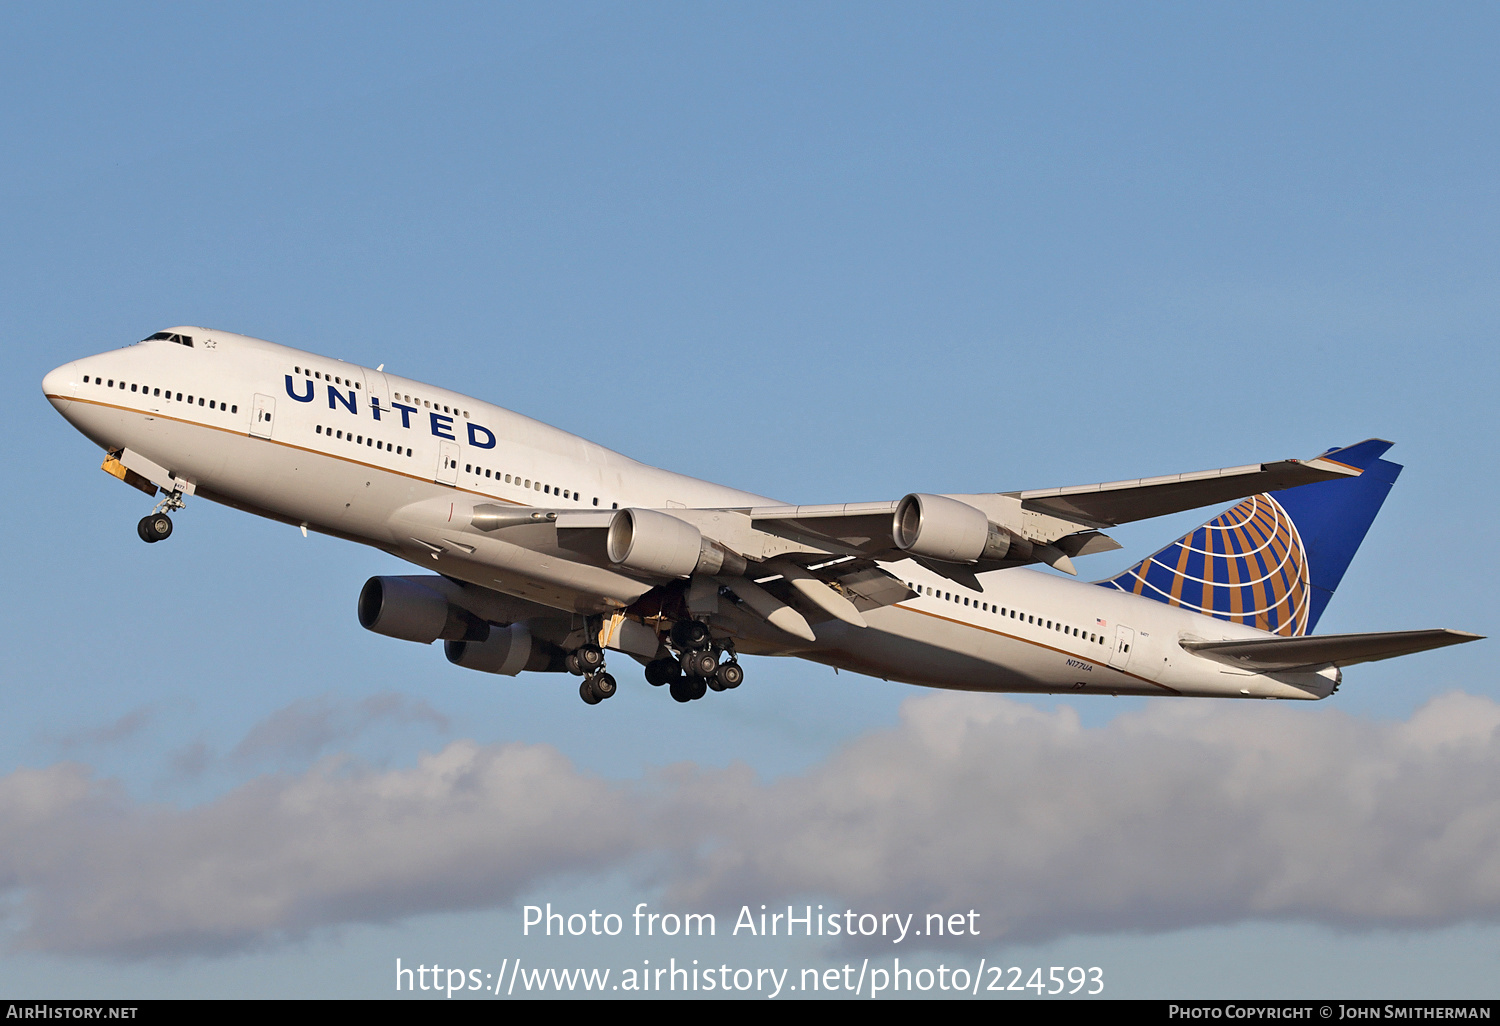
[606,507,746,578]
[357,576,490,644]
[445,623,564,675]
[892,493,1028,564]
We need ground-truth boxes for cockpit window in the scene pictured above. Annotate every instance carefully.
[141,331,195,347]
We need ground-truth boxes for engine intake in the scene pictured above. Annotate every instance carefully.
[607,508,745,578]
[358,576,490,644]
[892,493,1027,564]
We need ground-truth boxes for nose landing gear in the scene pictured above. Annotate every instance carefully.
[137,513,173,543]
[137,487,188,544]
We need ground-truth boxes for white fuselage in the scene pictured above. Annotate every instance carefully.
[43,329,1337,701]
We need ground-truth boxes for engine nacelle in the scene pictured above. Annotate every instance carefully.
[893,493,1024,564]
[358,576,490,644]
[445,623,559,675]
[607,508,745,578]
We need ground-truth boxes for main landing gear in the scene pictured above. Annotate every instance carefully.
[567,642,617,706]
[567,620,746,707]
[645,620,744,704]
[137,488,188,544]
[579,671,617,706]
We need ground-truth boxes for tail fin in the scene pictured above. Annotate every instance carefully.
[1095,440,1402,636]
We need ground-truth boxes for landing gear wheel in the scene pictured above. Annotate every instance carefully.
[576,644,606,673]
[137,513,173,543]
[716,661,744,690]
[644,657,680,686]
[591,672,616,700]
[669,677,694,703]
[708,674,726,692]
[689,675,708,700]
[580,672,617,704]
[671,620,711,651]
[565,652,584,676]
[684,649,720,679]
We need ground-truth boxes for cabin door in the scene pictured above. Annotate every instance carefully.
[1109,625,1135,669]
[436,440,460,486]
[364,370,391,423]
[251,394,275,439]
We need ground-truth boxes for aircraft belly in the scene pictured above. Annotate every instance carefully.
[799,607,1020,692]
[795,603,1170,696]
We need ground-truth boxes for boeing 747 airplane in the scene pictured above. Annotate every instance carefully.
[43,327,1480,705]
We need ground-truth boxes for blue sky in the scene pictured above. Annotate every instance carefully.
[2,2,1497,998]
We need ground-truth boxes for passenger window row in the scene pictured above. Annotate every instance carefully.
[82,374,237,413]
[464,464,577,501]
[461,463,619,509]
[314,424,412,457]
[293,365,361,390]
[906,581,1108,646]
[392,389,468,419]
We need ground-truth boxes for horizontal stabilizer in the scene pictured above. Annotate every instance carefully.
[1182,629,1482,671]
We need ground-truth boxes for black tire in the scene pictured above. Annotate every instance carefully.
[717,661,744,690]
[671,620,711,651]
[685,649,720,678]
[707,674,725,692]
[580,679,601,705]
[689,675,708,700]
[577,644,605,672]
[644,658,680,686]
[137,514,172,543]
[565,652,583,676]
[592,672,617,699]
[669,678,694,703]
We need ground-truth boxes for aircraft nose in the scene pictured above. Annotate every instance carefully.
[42,361,79,409]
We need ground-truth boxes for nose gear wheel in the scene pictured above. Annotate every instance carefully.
[137,513,173,543]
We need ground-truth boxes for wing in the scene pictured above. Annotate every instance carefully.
[997,450,1366,527]
[392,443,1366,644]
[955,442,1371,530]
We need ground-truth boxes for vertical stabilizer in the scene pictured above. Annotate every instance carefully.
[1096,440,1401,635]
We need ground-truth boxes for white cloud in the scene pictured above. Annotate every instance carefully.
[663,691,1500,944]
[1,691,1497,958]
[0,742,639,957]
